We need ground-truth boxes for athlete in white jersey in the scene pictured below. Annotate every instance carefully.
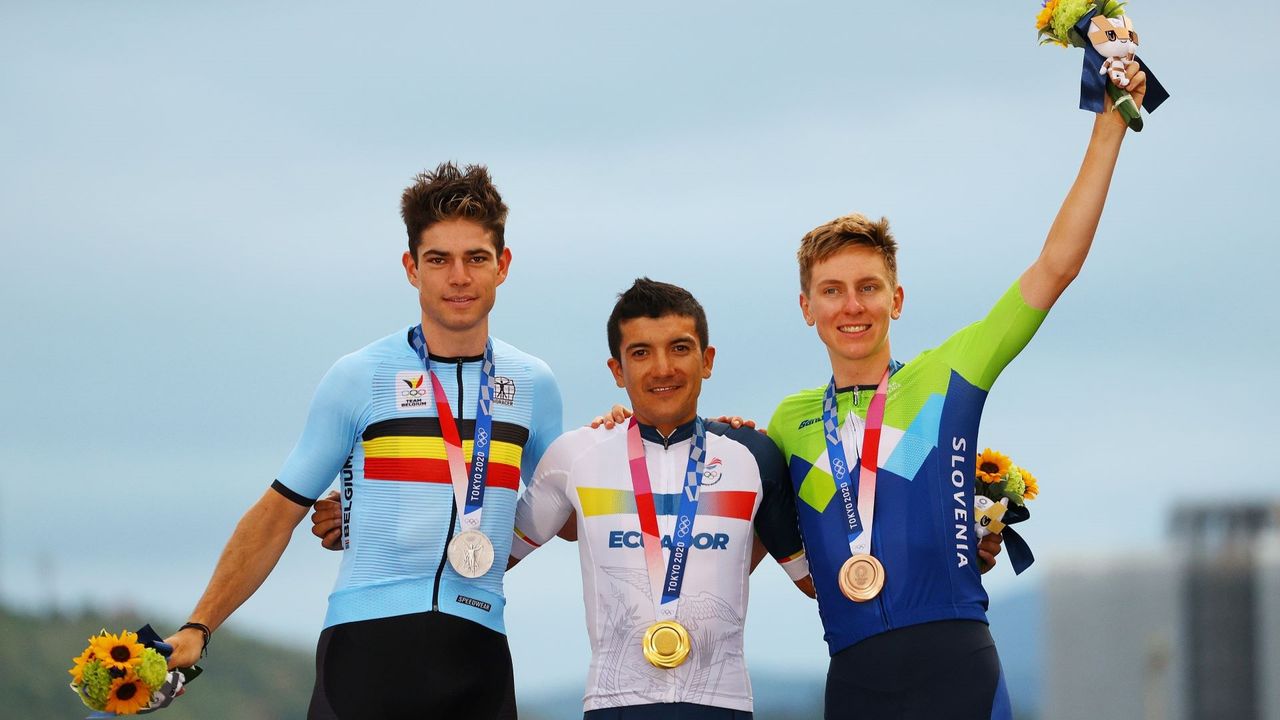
[509,279,812,720]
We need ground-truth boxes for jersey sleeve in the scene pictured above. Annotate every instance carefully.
[938,279,1050,392]
[511,432,576,559]
[766,404,790,457]
[273,355,368,506]
[726,425,810,582]
[521,358,564,484]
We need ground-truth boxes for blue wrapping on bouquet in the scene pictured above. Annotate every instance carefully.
[998,504,1036,575]
[1075,8,1170,114]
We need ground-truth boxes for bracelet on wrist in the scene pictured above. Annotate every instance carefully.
[179,622,212,657]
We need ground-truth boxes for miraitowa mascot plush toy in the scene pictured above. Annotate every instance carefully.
[1087,14,1140,88]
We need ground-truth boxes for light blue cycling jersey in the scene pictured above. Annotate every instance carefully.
[272,328,563,634]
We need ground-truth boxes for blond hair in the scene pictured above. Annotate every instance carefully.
[796,213,898,293]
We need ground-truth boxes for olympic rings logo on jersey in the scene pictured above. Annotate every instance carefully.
[396,372,433,410]
[701,458,723,485]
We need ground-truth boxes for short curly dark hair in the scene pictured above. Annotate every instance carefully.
[400,162,508,260]
[606,278,709,361]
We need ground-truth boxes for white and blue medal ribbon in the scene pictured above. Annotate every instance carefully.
[409,325,497,532]
[628,417,707,667]
[823,380,867,554]
[822,360,901,558]
[658,417,708,615]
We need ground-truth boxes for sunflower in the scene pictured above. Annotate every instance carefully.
[91,630,145,672]
[68,643,98,684]
[975,449,1012,484]
[1035,0,1060,30]
[1022,469,1040,501]
[104,675,151,715]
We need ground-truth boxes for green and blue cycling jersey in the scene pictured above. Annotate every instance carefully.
[768,280,1047,655]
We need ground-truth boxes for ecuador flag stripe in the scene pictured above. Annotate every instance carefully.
[576,487,755,520]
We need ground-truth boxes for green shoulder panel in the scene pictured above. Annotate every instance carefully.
[930,279,1048,392]
[767,386,825,453]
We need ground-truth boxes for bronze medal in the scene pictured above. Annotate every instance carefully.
[839,553,885,602]
[641,620,691,669]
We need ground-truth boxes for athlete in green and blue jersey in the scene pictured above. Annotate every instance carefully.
[769,63,1152,719]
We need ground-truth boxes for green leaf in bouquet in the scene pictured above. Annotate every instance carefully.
[81,661,111,707]
[1006,492,1025,507]
[1101,0,1127,18]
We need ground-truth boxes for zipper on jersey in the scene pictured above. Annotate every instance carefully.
[431,359,467,611]
[658,428,675,450]
[873,520,890,630]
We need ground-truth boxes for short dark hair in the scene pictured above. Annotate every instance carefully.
[607,278,709,360]
[400,162,508,260]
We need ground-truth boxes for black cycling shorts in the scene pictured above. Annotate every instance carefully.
[824,620,1010,720]
[307,610,517,719]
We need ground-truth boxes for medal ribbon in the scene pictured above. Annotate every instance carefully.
[822,365,892,557]
[626,417,707,620]
[410,325,496,531]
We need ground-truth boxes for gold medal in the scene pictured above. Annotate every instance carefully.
[641,620,691,669]
[839,554,885,602]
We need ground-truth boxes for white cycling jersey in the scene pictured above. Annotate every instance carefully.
[512,419,808,713]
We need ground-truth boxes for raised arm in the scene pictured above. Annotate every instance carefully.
[1020,62,1148,310]
[163,488,308,667]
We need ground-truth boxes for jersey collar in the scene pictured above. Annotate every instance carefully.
[637,418,699,447]
[403,327,486,363]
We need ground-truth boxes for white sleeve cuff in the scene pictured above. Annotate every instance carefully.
[779,553,810,582]
[510,529,540,560]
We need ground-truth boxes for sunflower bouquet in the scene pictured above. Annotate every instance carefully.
[69,625,199,715]
[973,449,1038,574]
[1035,0,1169,131]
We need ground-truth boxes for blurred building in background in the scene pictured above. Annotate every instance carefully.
[1044,502,1280,720]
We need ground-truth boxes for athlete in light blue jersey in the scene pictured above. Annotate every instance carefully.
[165,163,563,720]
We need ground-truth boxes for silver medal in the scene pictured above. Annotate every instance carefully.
[447,529,495,578]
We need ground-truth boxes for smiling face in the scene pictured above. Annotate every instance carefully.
[607,314,715,435]
[402,217,511,355]
[799,245,904,385]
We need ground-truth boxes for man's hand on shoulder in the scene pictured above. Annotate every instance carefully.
[711,415,763,434]
[589,405,632,430]
[312,491,343,551]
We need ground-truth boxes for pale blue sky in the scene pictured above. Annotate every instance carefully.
[2,0,1277,702]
